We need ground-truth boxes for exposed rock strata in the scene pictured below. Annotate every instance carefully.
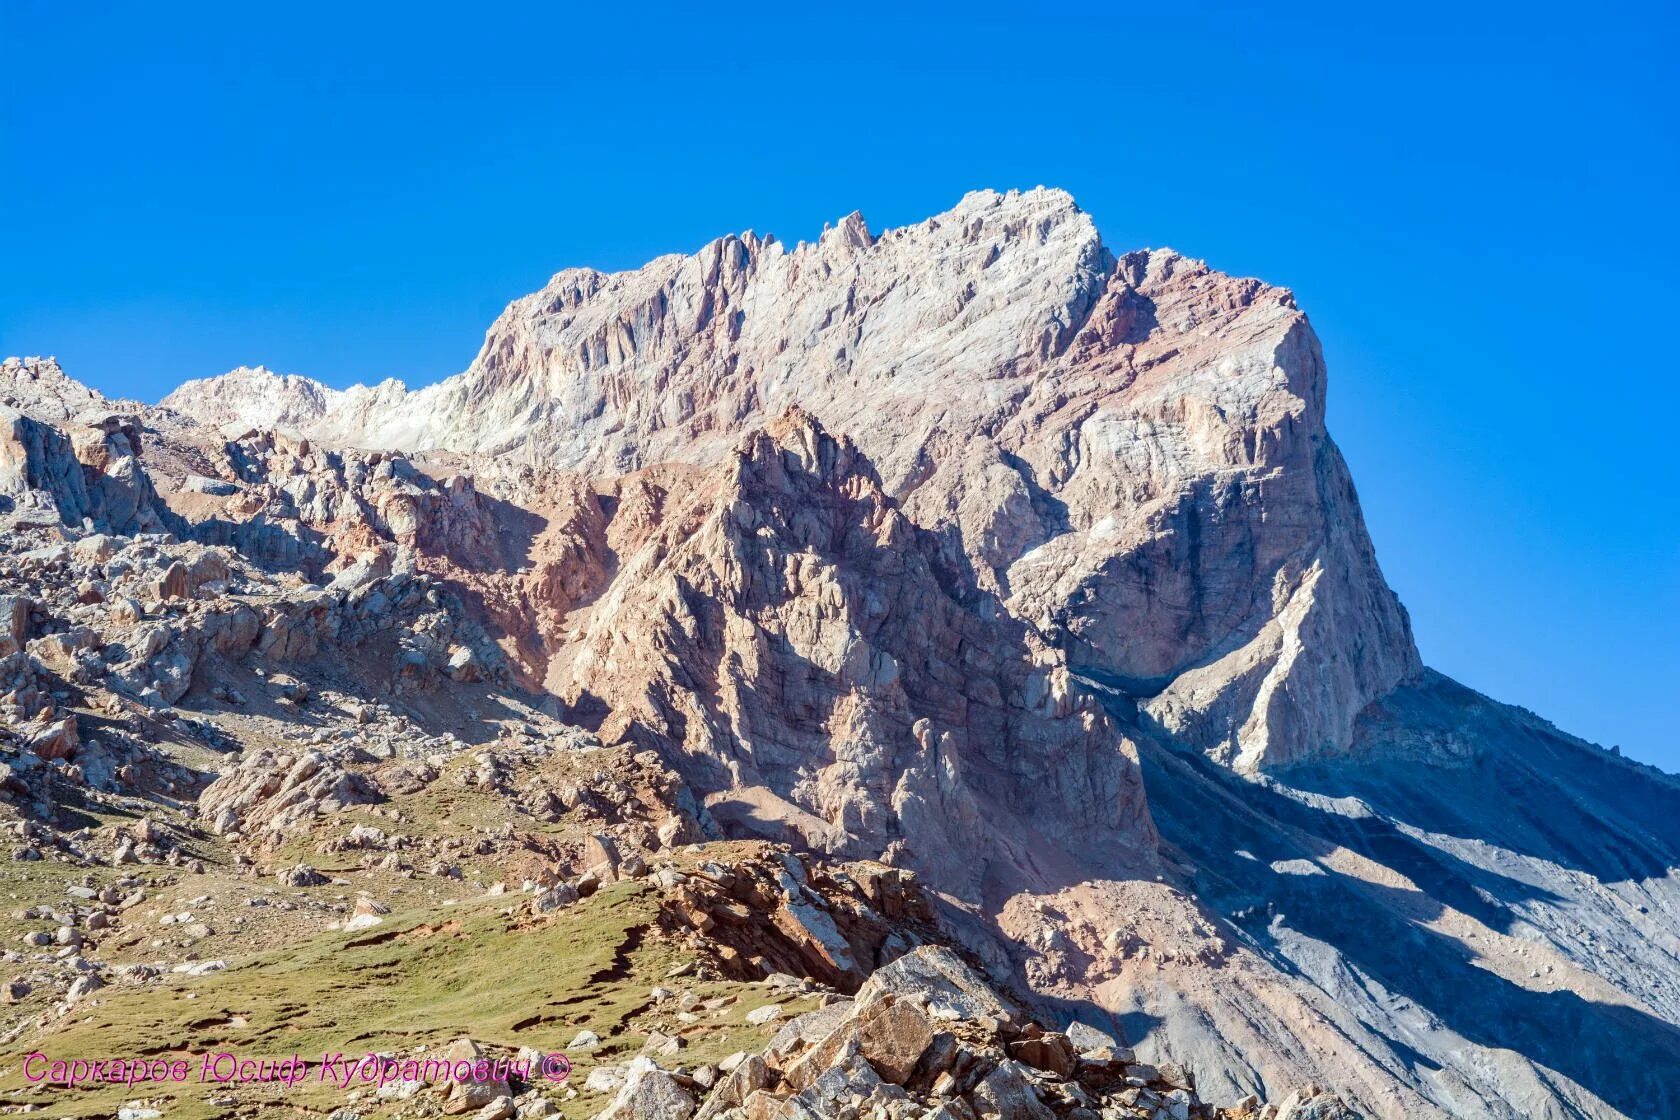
[551,409,1157,909]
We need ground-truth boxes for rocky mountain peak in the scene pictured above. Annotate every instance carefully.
[0,189,1676,1120]
[160,364,343,434]
[2,355,117,423]
[153,189,1417,772]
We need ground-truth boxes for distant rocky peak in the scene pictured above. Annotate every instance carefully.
[1,355,115,424]
[160,364,342,434]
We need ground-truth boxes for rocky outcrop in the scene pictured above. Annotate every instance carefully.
[653,846,937,990]
[2,358,171,535]
[552,409,1156,911]
[200,748,377,841]
[677,946,1354,1120]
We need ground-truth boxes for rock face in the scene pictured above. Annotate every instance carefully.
[164,188,1418,772]
[2,358,170,535]
[552,408,1156,906]
[7,188,1679,1120]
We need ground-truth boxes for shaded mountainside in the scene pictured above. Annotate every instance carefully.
[2,187,1675,1120]
[1119,676,1680,1120]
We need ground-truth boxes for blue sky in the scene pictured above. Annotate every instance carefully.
[2,1,1676,767]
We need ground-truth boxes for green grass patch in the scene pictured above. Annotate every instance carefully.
[0,880,782,1118]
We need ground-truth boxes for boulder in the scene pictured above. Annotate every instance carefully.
[447,644,485,682]
[1276,1090,1365,1120]
[854,995,934,1085]
[583,1066,625,1094]
[855,945,1013,1023]
[787,1038,893,1117]
[0,594,29,655]
[592,1056,695,1120]
[1063,1020,1120,1056]
[439,1039,510,1114]
[745,1003,784,1026]
[533,883,579,913]
[1008,1032,1076,1078]
[67,974,104,1001]
[968,1060,1053,1120]
[694,1053,770,1120]
[27,715,79,761]
[183,473,240,496]
[280,864,328,888]
[582,833,621,881]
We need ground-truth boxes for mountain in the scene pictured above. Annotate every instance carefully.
[165,188,1419,776]
[2,188,1676,1120]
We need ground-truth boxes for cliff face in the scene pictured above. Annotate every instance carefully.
[164,188,1420,773]
[2,359,170,536]
[543,409,1159,912]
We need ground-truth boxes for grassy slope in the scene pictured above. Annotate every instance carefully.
[0,881,799,1119]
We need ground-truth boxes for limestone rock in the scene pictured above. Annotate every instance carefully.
[852,995,934,1084]
[969,1060,1054,1120]
[278,864,327,888]
[592,1056,695,1120]
[857,946,1014,1024]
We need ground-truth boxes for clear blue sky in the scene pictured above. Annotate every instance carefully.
[2,2,1675,768]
